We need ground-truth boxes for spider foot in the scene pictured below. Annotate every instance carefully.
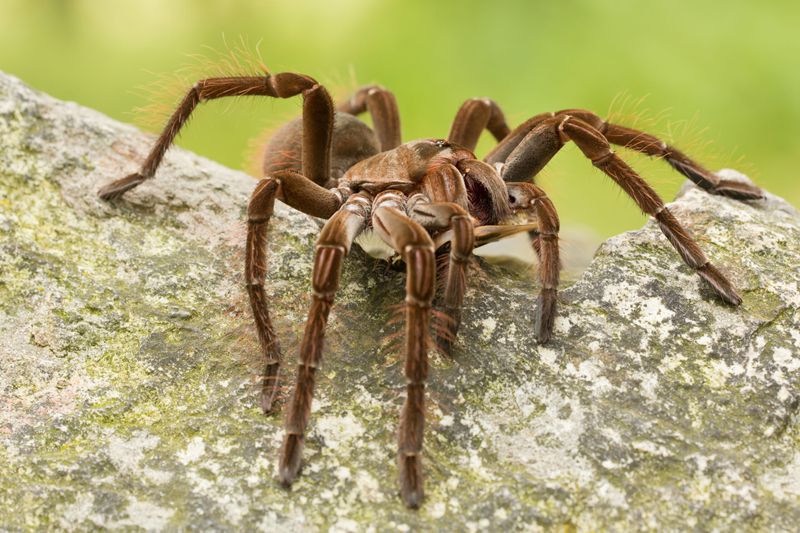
[98,172,147,201]
[535,288,557,344]
[278,434,304,486]
[260,390,278,414]
[434,335,453,358]
[711,179,764,201]
[398,454,424,509]
[260,362,281,414]
[698,263,742,306]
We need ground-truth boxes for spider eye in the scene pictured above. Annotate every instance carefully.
[433,139,450,148]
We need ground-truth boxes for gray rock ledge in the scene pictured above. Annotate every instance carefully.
[1,71,799,531]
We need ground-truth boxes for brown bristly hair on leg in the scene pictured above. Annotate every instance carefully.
[430,308,456,355]
[382,302,410,356]
[431,247,464,354]
[603,92,678,190]
[434,247,452,292]
[605,92,740,190]
[131,35,272,140]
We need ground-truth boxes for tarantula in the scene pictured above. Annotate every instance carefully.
[98,72,763,508]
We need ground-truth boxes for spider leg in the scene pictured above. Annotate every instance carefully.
[99,72,335,199]
[484,113,556,165]
[505,183,562,343]
[371,191,436,509]
[278,192,371,484]
[494,115,565,182]
[246,171,350,414]
[547,108,763,199]
[337,85,402,151]
[490,108,763,200]
[408,195,474,355]
[447,98,511,152]
[502,116,742,305]
[601,121,764,200]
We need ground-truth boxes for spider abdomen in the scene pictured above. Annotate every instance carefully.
[262,112,380,182]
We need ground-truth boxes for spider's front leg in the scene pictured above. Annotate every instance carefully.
[501,115,743,305]
[246,171,349,413]
[487,109,763,201]
[277,192,371,481]
[98,72,335,199]
[589,113,763,200]
[372,191,436,509]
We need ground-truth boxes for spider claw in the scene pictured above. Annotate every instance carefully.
[711,179,765,201]
[278,434,304,486]
[401,488,424,510]
[535,288,557,344]
[260,363,281,414]
[98,173,147,201]
[260,389,277,414]
[435,336,454,358]
[398,454,424,509]
[697,263,742,306]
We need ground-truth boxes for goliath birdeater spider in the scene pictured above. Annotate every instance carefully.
[98,71,763,508]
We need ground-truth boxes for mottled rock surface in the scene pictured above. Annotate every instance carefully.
[1,71,799,531]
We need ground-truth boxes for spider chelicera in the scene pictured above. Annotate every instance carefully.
[98,71,763,508]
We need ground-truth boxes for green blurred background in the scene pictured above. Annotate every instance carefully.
[1,0,798,240]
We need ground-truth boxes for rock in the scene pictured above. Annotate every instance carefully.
[1,71,799,531]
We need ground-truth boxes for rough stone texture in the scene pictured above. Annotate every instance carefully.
[1,71,799,531]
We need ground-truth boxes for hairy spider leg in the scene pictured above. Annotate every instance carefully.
[278,193,371,485]
[501,115,743,306]
[447,97,511,152]
[482,107,763,200]
[371,191,436,509]
[338,85,402,151]
[504,182,562,343]
[483,113,555,165]
[98,72,337,199]
[446,104,565,341]
[246,171,349,413]
[453,102,761,335]
[600,122,763,200]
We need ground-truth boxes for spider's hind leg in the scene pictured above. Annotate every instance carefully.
[338,85,402,151]
[447,97,511,152]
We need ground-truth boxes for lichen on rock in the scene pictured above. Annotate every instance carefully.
[1,71,799,531]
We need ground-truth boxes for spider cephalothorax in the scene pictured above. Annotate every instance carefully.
[98,72,763,508]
